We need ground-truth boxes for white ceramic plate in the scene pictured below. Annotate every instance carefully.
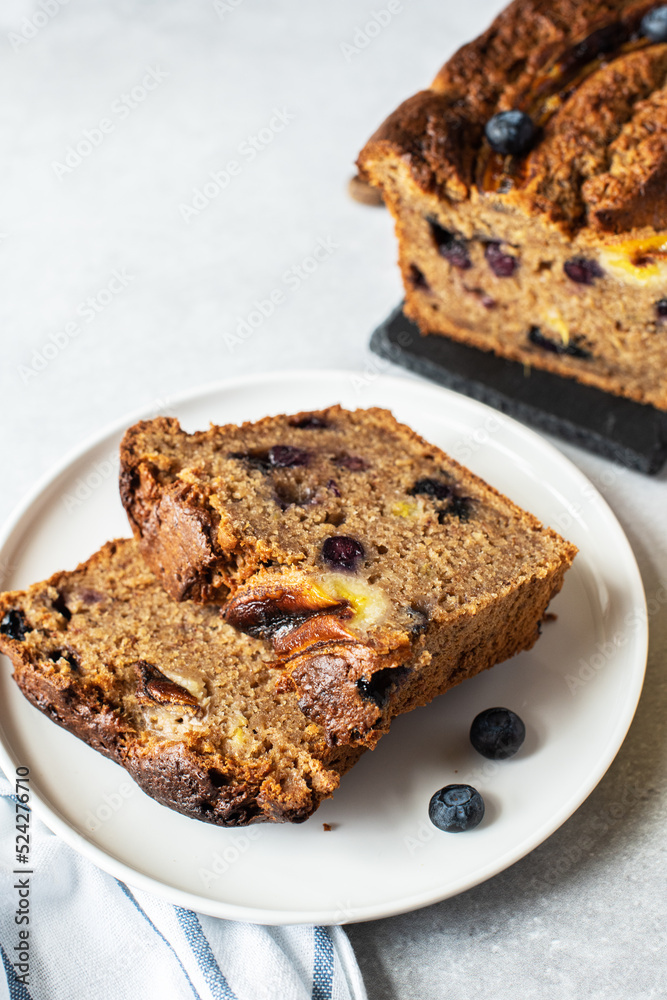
[0,371,647,924]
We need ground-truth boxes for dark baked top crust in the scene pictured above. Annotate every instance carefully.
[359,1,667,233]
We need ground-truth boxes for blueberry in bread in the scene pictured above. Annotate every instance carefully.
[357,0,667,410]
[0,539,365,826]
[120,405,576,749]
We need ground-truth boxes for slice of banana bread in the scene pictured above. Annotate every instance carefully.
[120,405,577,748]
[357,0,667,410]
[0,539,364,826]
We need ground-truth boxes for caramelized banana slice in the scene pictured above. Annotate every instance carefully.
[222,570,348,639]
[134,660,201,707]
[601,234,667,286]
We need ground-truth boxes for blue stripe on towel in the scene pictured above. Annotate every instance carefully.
[175,908,238,1000]
[1,942,34,1000]
[115,881,204,1000]
[311,926,334,1000]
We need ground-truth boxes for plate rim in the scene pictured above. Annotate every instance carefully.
[0,368,649,924]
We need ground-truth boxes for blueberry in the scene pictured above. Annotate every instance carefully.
[438,496,472,523]
[641,6,667,42]
[528,326,592,359]
[334,453,367,471]
[288,415,328,429]
[409,264,430,290]
[230,450,271,471]
[356,666,409,708]
[409,477,453,501]
[407,605,429,635]
[656,299,667,319]
[268,445,310,468]
[321,535,365,571]
[272,482,313,510]
[52,592,71,620]
[429,784,485,833]
[0,610,30,642]
[470,707,526,760]
[78,588,106,605]
[564,257,604,285]
[485,242,518,277]
[485,111,537,156]
[429,221,472,270]
[232,445,311,472]
[47,649,79,670]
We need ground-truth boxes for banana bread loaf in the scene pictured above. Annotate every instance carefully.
[0,539,364,826]
[357,0,667,410]
[120,405,576,749]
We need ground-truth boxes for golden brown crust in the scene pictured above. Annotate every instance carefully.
[359,0,666,231]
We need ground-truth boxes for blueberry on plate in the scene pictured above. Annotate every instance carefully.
[641,6,667,42]
[429,784,485,833]
[485,111,537,156]
[470,707,526,760]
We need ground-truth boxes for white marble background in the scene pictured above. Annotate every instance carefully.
[0,0,665,996]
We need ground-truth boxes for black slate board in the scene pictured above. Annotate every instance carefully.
[370,304,667,476]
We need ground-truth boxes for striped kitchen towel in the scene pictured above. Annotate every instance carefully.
[0,776,368,1000]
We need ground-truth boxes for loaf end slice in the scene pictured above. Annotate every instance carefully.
[358,0,667,410]
[0,539,363,826]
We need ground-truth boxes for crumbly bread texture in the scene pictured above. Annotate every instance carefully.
[120,406,577,748]
[358,0,667,410]
[0,539,364,826]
